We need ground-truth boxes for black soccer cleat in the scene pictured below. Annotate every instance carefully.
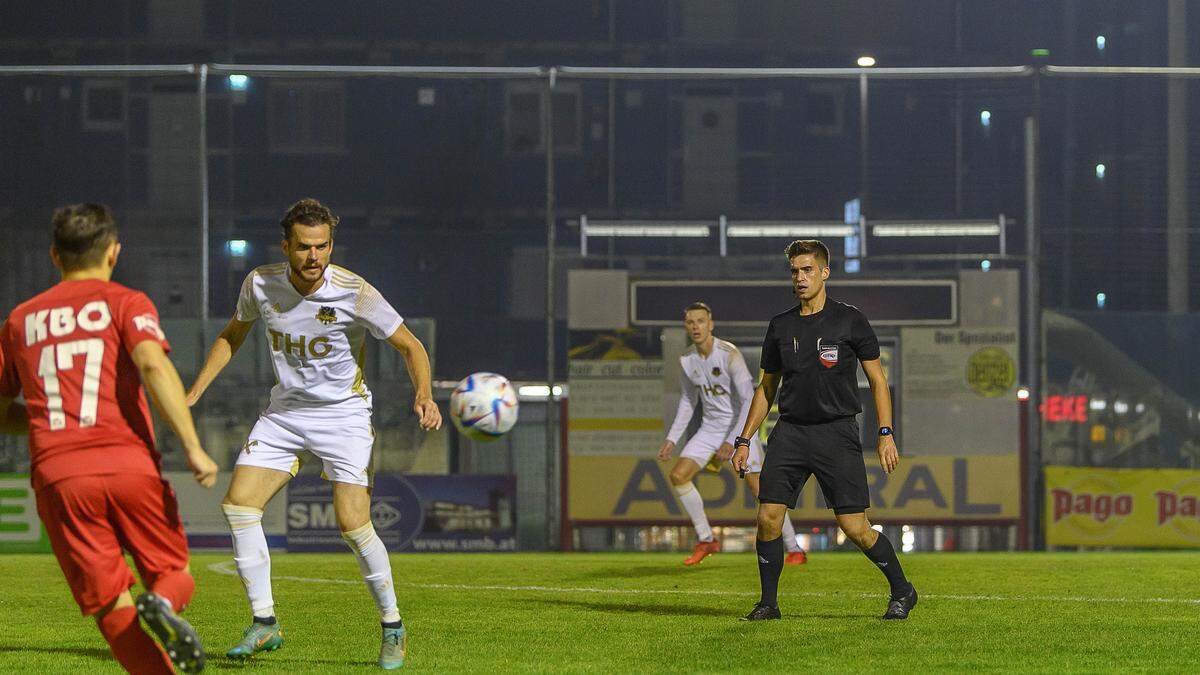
[740,603,782,621]
[136,592,207,672]
[882,585,918,620]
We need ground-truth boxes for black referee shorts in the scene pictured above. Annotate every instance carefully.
[759,416,870,516]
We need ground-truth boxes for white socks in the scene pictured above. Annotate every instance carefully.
[781,516,801,552]
[674,482,713,543]
[222,503,275,619]
[342,523,400,623]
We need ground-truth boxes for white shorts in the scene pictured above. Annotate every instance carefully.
[237,406,376,487]
[679,428,765,474]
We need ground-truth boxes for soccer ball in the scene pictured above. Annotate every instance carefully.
[450,372,519,441]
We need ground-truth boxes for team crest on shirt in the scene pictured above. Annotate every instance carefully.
[712,367,722,377]
[316,306,337,325]
[817,338,839,369]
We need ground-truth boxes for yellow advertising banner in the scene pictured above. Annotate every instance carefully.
[569,455,1019,522]
[1044,466,1200,549]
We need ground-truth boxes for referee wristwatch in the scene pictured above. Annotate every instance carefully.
[878,426,894,437]
[734,436,753,449]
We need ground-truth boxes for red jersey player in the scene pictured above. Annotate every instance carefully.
[0,204,219,674]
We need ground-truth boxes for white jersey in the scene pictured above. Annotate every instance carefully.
[236,263,403,413]
[667,338,755,447]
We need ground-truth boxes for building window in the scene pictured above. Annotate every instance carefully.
[505,82,581,155]
[804,83,845,137]
[82,80,126,132]
[268,80,346,154]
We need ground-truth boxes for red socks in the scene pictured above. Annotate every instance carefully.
[96,605,173,674]
[150,570,195,613]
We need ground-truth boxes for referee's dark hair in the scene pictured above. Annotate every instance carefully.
[684,301,712,316]
[784,239,830,267]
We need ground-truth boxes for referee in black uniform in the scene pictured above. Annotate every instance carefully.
[732,239,917,621]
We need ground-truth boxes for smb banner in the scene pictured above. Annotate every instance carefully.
[570,455,1018,522]
[1045,466,1200,549]
[288,474,516,552]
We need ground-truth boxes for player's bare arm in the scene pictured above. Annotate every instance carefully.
[186,316,256,406]
[132,341,219,488]
[861,358,898,474]
[385,323,442,431]
[0,396,28,435]
[733,370,780,473]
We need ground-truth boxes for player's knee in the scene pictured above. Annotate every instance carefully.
[756,508,784,539]
[669,467,691,486]
[839,520,873,547]
[341,522,385,556]
[673,482,701,508]
[221,502,263,531]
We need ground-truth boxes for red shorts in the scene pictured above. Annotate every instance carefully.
[36,473,190,616]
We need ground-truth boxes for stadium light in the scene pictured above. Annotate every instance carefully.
[1016,387,1030,401]
[1095,291,1107,309]
[980,259,992,272]
[228,74,249,90]
[1135,403,1146,414]
[1095,163,1106,180]
[1096,35,1106,51]
[1113,400,1129,415]
[856,55,876,68]
[727,223,855,238]
[518,385,564,399]
[1090,398,1107,411]
[873,223,1001,237]
[584,222,710,238]
[979,109,991,127]
[227,239,248,256]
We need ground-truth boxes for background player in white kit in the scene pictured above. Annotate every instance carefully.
[186,199,441,670]
[658,303,807,566]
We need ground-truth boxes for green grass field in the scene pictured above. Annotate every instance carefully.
[0,551,1197,673]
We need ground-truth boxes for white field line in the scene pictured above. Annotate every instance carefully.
[206,560,1200,606]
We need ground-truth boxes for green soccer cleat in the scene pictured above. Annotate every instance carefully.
[225,620,284,660]
[135,592,206,673]
[379,625,407,670]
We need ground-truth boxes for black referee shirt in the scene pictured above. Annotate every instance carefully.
[759,299,880,425]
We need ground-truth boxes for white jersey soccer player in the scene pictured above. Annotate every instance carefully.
[231,261,398,484]
[187,199,440,670]
[658,302,806,566]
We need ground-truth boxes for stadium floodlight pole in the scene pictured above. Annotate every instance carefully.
[859,71,870,221]
[1024,113,1042,550]
[544,67,559,550]
[197,64,210,368]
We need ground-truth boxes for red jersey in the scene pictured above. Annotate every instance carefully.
[0,279,171,490]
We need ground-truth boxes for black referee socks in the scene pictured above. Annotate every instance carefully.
[863,533,912,598]
[756,536,785,608]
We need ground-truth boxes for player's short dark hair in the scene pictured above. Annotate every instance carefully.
[280,198,339,240]
[51,203,118,271]
[684,301,712,316]
[784,239,830,267]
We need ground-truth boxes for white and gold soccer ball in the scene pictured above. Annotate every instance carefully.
[449,372,519,441]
